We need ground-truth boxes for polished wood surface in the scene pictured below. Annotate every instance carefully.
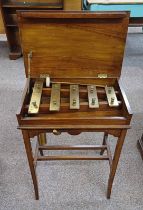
[17,11,129,78]
[0,0,63,59]
[16,11,132,199]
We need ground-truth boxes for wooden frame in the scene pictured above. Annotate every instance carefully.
[16,11,132,199]
[20,127,129,199]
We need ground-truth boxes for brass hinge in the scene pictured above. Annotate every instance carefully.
[98,74,108,78]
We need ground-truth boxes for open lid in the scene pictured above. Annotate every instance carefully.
[17,11,129,78]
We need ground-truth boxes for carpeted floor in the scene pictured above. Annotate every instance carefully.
[0,29,143,210]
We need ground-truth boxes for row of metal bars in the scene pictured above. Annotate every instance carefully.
[28,79,119,114]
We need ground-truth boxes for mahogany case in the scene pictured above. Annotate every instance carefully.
[16,11,132,130]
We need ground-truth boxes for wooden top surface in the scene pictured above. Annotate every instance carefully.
[17,11,129,78]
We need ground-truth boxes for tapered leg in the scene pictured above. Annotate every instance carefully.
[100,132,108,155]
[22,130,39,200]
[107,129,127,199]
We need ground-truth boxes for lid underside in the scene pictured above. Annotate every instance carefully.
[17,11,129,78]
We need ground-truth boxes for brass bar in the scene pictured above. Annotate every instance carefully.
[87,85,99,108]
[37,155,109,161]
[38,133,47,145]
[105,86,119,107]
[50,83,61,111]
[70,85,80,109]
[28,79,43,114]
[39,145,107,150]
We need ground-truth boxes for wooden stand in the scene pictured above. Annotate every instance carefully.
[20,128,128,200]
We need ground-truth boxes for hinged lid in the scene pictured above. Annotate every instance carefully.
[17,11,129,78]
